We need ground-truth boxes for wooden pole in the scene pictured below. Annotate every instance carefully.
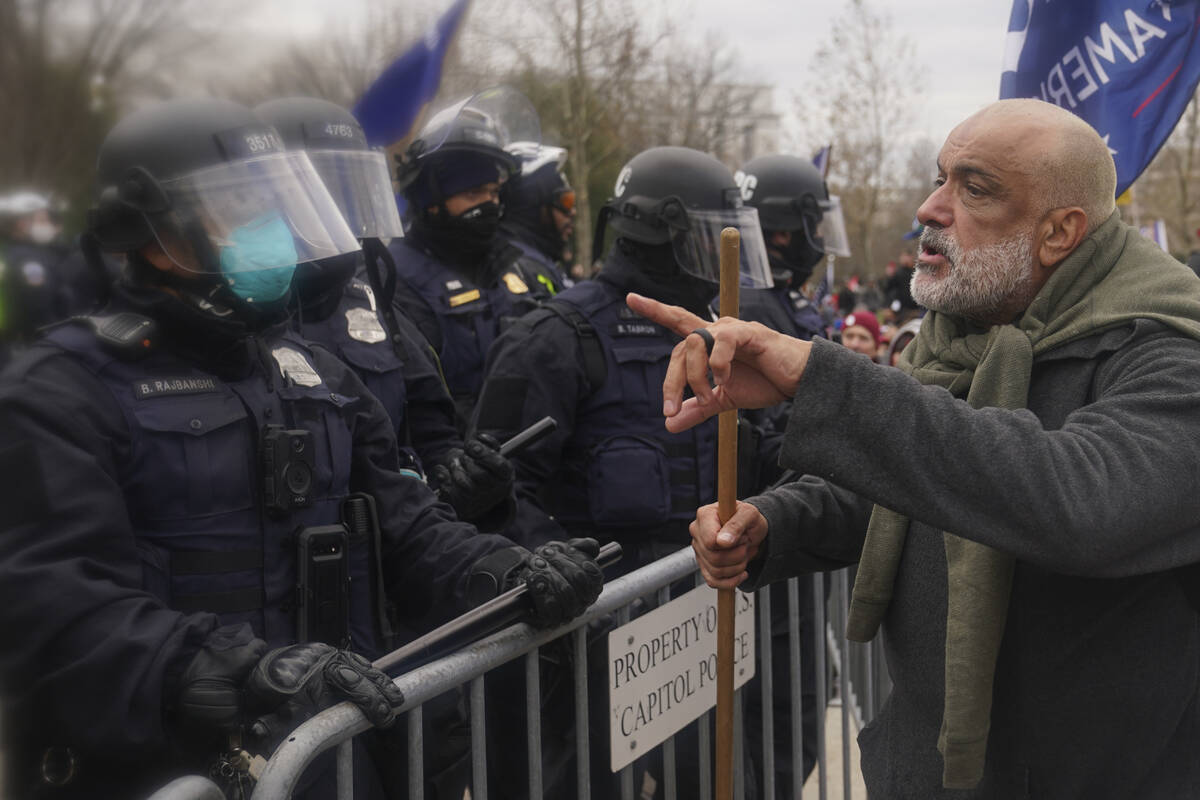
[715,227,740,800]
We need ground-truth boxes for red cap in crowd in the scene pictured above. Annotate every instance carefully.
[843,311,881,345]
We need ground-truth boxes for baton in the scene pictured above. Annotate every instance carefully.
[373,540,622,674]
[498,415,557,457]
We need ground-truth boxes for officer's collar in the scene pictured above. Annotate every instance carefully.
[113,271,275,379]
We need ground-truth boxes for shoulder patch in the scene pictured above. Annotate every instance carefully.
[448,289,481,307]
[502,272,529,294]
[271,346,322,387]
[133,376,222,399]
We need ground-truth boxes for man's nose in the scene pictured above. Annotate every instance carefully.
[916,184,951,230]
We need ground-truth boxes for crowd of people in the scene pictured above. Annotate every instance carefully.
[4,84,1200,800]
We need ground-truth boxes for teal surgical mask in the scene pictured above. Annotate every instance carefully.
[219,213,299,304]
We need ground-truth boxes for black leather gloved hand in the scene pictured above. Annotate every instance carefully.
[174,625,268,747]
[243,643,405,754]
[432,434,515,522]
[468,538,605,629]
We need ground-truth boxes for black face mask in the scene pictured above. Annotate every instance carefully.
[769,229,824,289]
[419,200,502,266]
[603,240,718,317]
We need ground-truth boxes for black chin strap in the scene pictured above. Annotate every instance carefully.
[78,232,114,312]
[361,238,407,360]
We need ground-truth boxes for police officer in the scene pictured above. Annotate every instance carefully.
[256,96,515,528]
[493,141,576,295]
[389,87,554,429]
[473,145,774,796]
[0,98,603,799]
[0,192,71,365]
[735,154,849,342]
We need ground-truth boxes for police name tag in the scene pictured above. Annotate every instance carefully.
[134,376,221,399]
[613,322,658,337]
[345,307,387,343]
[608,584,754,771]
[272,347,322,387]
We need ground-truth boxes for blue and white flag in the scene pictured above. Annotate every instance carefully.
[354,0,472,148]
[1000,0,1200,196]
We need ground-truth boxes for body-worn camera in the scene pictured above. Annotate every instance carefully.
[261,424,314,515]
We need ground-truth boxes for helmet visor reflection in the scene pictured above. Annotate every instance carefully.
[810,195,851,257]
[670,207,772,289]
[307,150,404,239]
[148,151,361,274]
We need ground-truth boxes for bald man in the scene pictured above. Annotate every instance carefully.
[628,99,1200,798]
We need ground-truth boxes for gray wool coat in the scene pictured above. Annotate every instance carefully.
[744,326,1200,799]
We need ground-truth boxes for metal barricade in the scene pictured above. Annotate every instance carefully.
[147,552,889,800]
[144,776,226,800]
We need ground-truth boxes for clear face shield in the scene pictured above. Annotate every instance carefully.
[670,205,773,289]
[507,141,567,177]
[306,149,404,240]
[807,194,851,258]
[418,86,541,158]
[146,150,361,276]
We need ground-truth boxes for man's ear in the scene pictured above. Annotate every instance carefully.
[1036,207,1088,268]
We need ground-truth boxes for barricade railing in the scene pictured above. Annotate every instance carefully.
[148,550,890,800]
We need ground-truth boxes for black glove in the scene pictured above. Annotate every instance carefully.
[432,434,515,522]
[174,625,268,747]
[468,538,605,629]
[243,643,405,754]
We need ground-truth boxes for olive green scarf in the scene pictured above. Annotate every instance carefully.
[844,211,1200,789]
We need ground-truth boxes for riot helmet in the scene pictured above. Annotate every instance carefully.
[595,146,771,288]
[88,98,360,308]
[397,86,539,210]
[256,96,411,351]
[0,191,51,217]
[256,97,403,242]
[0,190,57,244]
[500,141,574,259]
[396,87,539,267]
[735,154,849,281]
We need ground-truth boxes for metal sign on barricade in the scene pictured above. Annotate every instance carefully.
[607,584,755,771]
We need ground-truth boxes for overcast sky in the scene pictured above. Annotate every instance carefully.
[243,0,1015,147]
[667,0,1016,145]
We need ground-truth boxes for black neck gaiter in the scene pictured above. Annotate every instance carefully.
[599,241,717,318]
[411,201,502,274]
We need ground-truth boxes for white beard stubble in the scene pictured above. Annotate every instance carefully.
[911,227,1036,320]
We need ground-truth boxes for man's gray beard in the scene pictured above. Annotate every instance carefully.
[911,228,1036,320]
